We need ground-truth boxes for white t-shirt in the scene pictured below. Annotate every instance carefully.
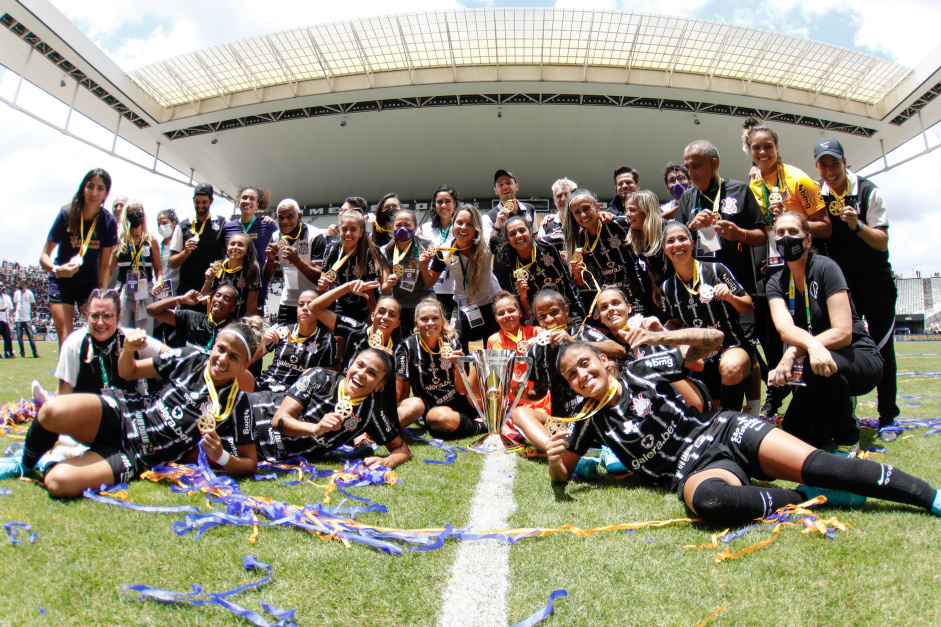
[272,223,324,307]
[0,293,12,324]
[55,327,164,389]
[13,289,34,322]
[160,225,181,297]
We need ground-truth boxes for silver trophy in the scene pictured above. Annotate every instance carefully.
[457,349,533,452]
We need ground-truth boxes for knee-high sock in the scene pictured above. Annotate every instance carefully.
[720,381,745,412]
[800,449,936,509]
[22,419,59,470]
[690,477,806,524]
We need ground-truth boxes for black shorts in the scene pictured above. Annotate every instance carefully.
[46,279,94,307]
[693,344,757,397]
[424,394,482,440]
[94,395,143,483]
[675,411,776,501]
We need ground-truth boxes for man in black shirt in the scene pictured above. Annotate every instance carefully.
[485,169,536,233]
[609,165,640,215]
[814,137,899,440]
[169,183,226,300]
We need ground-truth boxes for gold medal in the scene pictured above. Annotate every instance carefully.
[324,269,337,283]
[393,264,405,277]
[514,268,530,281]
[277,238,289,249]
[516,340,528,353]
[427,244,438,256]
[367,332,383,348]
[769,188,783,205]
[546,417,566,436]
[828,199,844,216]
[440,344,453,360]
[536,331,552,346]
[277,326,289,339]
[197,414,216,432]
[571,251,583,264]
[335,398,354,418]
[210,260,223,274]
[627,314,643,329]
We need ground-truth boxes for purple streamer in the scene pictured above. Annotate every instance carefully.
[511,590,568,627]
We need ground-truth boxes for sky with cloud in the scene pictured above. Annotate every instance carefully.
[0,0,939,276]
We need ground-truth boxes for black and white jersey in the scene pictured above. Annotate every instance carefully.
[508,240,585,325]
[567,354,717,490]
[114,348,254,468]
[579,218,658,318]
[208,264,260,319]
[256,322,339,392]
[394,334,464,409]
[320,242,385,322]
[528,325,609,417]
[661,262,753,355]
[251,369,399,463]
[174,309,231,354]
[333,316,398,375]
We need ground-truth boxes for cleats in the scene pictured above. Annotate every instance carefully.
[573,456,600,480]
[600,446,627,475]
[0,457,26,480]
[931,490,941,517]
[833,443,859,458]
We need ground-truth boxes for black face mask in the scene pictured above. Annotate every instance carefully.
[127,211,144,228]
[776,235,806,262]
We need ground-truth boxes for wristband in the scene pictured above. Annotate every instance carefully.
[214,449,231,467]
[854,221,864,233]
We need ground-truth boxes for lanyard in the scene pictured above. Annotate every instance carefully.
[128,235,145,273]
[555,378,620,425]
[515,245,536,273]
[215,258,244,278]
[87,334,118,389]
[695,177,723,215]
[788,275,813,334]
[77,212,100,258]
[240,215,257,234]
[582,222,603,254]
[203,363,240,425]
[392,241,414,266]
[331,246,356,274]
[760,169,784,225]
[436,222,451,244]
[677,260,703,296]
[192,215,208,240]
[281,224,302,244]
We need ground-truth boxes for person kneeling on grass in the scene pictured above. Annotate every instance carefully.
[0,323,261,497]
[546,338,941,524]
[250,348,410,468]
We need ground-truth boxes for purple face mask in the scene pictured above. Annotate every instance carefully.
[394,226,415,242]
[668,181,689,200]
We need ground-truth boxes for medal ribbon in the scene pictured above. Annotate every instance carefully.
[576,269,603,336]
[330,247,357,274]
[128,235,145,273]
[239,215,257,234]
[77,212,100,258]
[373,220,392,233]
[203,363,240,425]
[191,215,208,239]
[788,275,813,335]
[418,336,445,355]
[678,260,703,296]
[515,244,537,274]
[288,323,317,344]
[502,327,523,344]
[582,222,604,254]
[280,224,302,244]
[760,167,785,225]
[215,258,244,279]
[695,177,724,215]
[392,240,414,266]
[86,334,119,389]
[337,378,366,408]
[204,308,222,353]
[556,378,620,425]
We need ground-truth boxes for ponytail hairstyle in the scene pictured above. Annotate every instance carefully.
[494,214,532,274]
[68,168,112,236]
[337,209,386,279]
[741,116,780,159]
[225,232,261,289]
[222,315,265,363]
[414,297,459,343]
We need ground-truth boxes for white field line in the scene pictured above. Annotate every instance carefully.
[437,452,518,627]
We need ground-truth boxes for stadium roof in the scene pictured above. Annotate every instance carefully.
[1,1,940,207]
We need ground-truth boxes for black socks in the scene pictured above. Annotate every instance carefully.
[22,419,59,470]
[690,477,806,524]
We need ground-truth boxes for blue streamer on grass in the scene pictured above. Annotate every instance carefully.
[405,427,463,464]
[124,555,297,627]
[511,589,568,627]
[4,521,38,545]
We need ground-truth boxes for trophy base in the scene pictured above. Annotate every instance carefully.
[471,432,518,454]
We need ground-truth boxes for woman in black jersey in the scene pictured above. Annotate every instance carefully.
[766,211,882,454]
[509,289,622,453]
[564,188,657,320]
[252,347,410,468]
[661,222,755,411]
[108,200,163,334]
[250,289,340,393]
[492,214,584,325]
[378,208,433,334]
[51,289,166,397]
[0,322,261,497]
[318,208,389,324]
[146,284,239,353]
[624,190,672,301]
[308,280,401,373]
[547,341,941,525]
[201,232,261,318]
[394,298,484,440]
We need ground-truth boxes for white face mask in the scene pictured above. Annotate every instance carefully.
[158,223,174,239]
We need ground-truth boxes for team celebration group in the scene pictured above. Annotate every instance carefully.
[2,116,940,525]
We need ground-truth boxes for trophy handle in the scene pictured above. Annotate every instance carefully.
[456,356,488,423]
[505,356,533,420]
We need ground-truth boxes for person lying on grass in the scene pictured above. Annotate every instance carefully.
[546,338,941,524]
[250,347,410,468]
[0,322,261,497]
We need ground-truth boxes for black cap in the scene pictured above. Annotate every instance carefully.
[194,182,214,198]
[494,169,517,184]
[814,138,844,163]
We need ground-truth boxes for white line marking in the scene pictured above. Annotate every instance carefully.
[437,452,518,627]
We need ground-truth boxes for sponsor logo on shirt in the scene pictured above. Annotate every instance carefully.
[631,420,677,470]
[648,356,674,369]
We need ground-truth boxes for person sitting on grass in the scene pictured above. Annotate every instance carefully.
[0,323,261,497]
[146,284,240,353]
[250,348,410,468]
[394,297,481,440]
[546,339,941,524]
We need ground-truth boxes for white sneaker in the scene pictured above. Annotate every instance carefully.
[31,380,47,405]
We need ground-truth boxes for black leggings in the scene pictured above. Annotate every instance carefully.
[781,340,883,448]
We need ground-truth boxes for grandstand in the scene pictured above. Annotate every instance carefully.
[895,275,941,333]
